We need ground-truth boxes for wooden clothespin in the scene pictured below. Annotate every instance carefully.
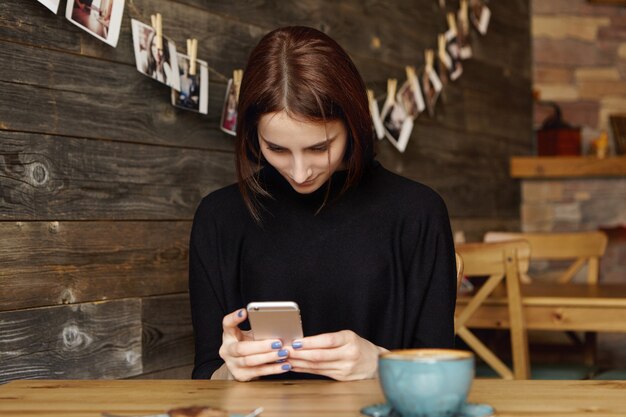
[384,78,397,107]
[405,66,417,83]
[233,69,243,101]
[447,12,457,34]
[367,89,375,105]
[187,38,198,75]
[150,13,163,50]
[438,34,447,56]
[425,49,434,74]
[459,0,469,31]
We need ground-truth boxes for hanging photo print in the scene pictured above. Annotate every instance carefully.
[131,18,181,90]
[367,90,385,140]
[445,13,463,81]
[470,0,491,35]
[221,70,242,136]
[422,50,443,117]
[437,34,451,88]
[457,0,473,60]
[171,54,209,115]
[380,78,414,153]
[65,0,125,47]
[397,66,425,119]
[38,0,60,13]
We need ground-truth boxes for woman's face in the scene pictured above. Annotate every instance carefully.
[150,39,162,62]
[258,110,348,194]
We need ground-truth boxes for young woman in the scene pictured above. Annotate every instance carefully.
[189,26,456,382]
[145,30,172,85]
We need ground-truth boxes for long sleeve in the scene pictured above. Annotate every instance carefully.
[405,192,457,348]
[188,199,227,379]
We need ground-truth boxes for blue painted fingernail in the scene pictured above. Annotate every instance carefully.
[271,341,282,349]
[281,364,291,371]
[278,349,288,357]
[292,341,303,349]
[276,359,286,363]
[237,309,243,318]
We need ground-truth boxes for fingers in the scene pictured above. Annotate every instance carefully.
[231,362,293,382]
[225,339,288,363]
[290,330,354,350]
[222,308,247,337]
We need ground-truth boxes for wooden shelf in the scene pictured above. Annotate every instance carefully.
[510,156,626,178]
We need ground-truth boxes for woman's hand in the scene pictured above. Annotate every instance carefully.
[286,330,389,381]
[218,308,292,381]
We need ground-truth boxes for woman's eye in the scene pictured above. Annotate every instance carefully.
[311,146,328,152]
[267,146,285,153]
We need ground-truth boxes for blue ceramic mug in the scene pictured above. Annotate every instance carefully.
[378,349,474,417]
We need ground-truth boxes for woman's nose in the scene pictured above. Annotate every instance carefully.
[290,157,312,183]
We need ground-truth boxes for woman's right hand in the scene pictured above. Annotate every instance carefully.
[219,308,292,381]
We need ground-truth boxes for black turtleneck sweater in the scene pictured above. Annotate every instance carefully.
[189,160,456,379]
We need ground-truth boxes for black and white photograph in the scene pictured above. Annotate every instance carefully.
[368,90,386,140]
[457,2,473,60]
[422,67,443,117]
[131,19,180,90]
[37,0,61,13]
[470,0,491,35]
[396,79,425,120]
[220,78,238,136]
[445,31,463,81]
[171,54,209,115]
[381,102,414,153]
[65,0,125,47]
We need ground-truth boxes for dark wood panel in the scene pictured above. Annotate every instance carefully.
[5,0,529,76]
[128,364,194,379]
[0,39,233,150]
[0,0,265,77]
[375,122,525,218]
[0,221,191,312]
[0,131,235,220]
[0,299,142,383]
[0,43,530,150]
[141,294,194,374]
[176,0,530,75]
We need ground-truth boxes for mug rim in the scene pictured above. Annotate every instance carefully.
[380,348,473,362]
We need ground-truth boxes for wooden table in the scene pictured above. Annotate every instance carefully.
[1,379,626,417]
[457,283,626,332]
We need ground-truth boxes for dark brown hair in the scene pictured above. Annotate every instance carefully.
[236,26,374,221]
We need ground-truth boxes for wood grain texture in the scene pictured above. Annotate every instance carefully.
[0,131,235,220]
[127,364,194,379]
[141,294,194,374]
[0,221,191,311]
[0,300,142,384]
[0,0,533,380]
[0,39,233,150]
[1,379,625,417]
[511,156,626,178]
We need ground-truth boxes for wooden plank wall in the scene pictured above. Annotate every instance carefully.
[0,0,531,382]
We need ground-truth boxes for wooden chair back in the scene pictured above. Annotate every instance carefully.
[484,231,608,284]
[456,240,531,380]
[455,252,464,292]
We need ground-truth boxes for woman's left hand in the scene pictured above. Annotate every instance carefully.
[285,330,389,381]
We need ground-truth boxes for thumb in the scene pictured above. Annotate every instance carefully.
[222,308,247,336]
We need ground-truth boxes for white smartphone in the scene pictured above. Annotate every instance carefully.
[246,301,303,344]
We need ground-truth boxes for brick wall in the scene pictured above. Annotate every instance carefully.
[532,0,626,153]
[522,178,626,283]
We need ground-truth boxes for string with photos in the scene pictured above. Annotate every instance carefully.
[368,0,491,153]
[35,2,220,116]
[34,0,490,141]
